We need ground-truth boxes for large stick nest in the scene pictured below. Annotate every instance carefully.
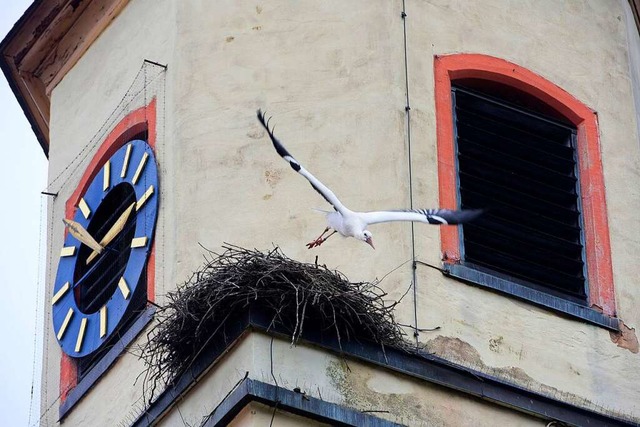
[140,245,410,394]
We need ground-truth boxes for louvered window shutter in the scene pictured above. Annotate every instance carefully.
[453,86,588,301]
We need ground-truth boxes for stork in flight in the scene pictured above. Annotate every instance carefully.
[257,110,483,249]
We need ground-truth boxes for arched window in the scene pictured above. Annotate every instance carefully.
[434,54,616,329]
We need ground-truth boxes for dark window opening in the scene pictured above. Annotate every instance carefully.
[454,78,572,125]
[453,85,588,302]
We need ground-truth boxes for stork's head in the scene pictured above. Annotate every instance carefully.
[359,230,375,249]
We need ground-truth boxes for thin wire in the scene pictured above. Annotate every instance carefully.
[269,336,279,427]
[28,195,46,426]
[39,196,57,426]
[415,259,446,273]
[269,404,277,427]
[160,66,167,300]
[143,61,150,306]
[35,388,69,427]
[400,0,420,346]
[175,400,189,427]
[270,336,278,389]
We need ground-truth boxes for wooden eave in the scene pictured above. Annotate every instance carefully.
[0,0,130,157]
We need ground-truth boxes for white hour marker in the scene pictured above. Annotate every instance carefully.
[131,237,148,248]
[100,306,107,338]
[118,277,131,299]
[57,308,74,340]
[75,317,87,352]
[135,185,154,211]
[60,246,76,257]
[132,152,149,185]
[78,198,91,219]
[121,144,132,178]
[103,160,111,191]
[51,282,70,305]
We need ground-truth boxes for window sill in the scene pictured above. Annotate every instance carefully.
[59,306,156,420]
[442,263,619,331]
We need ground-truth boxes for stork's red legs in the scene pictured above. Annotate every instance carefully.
[306,228,337,249]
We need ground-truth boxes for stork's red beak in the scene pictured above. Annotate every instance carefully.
[365,237,375,249]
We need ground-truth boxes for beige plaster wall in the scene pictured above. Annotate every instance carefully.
[168,0,640,419]
[42,0,640,425]
[158,333,541,426]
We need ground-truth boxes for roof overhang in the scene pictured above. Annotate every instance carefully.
[1,1,640,158]
[0,0,130,157]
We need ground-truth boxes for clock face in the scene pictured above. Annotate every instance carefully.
[52,139,158,357]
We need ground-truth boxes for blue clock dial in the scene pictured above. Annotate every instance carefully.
[51,140,159,357]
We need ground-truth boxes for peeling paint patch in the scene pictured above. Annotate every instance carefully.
[425,336,483,367]
[326,360,432,424]
[424,336,614,415]
[610,320,639,354]
[324,354,546,425]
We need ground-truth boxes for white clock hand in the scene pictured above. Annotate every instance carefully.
[63,218,104,254]
[86,202,136,264]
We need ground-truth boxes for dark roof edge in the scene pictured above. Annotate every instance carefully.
[0,56,49,157]
[131,308,638,427]
[199,378,403,427]
[0,0,49,157]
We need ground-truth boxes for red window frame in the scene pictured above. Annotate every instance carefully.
[434,54,616,317]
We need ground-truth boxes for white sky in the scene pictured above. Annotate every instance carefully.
[0,1,49,426]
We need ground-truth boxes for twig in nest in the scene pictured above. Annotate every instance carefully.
[139,244,411,400]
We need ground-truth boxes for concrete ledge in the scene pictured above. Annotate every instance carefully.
[132,308,637,426]
[443,263,620,331]
[200,378,402,427]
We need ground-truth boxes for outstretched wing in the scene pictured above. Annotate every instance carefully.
[257,109,349,214]
[360,208,484,226]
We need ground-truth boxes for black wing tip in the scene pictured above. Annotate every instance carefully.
[427,208,485,224]
[256,108,293,160]
[256,108,271,129]
[454,208,485,224]
[256,109,270,130]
